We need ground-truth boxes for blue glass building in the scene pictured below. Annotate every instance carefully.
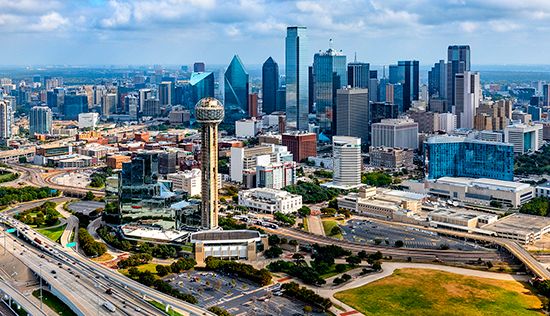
[224,55,249,122]
[425,136,514,181]
[262,57,279,114]
[347,62,369,88]
[63,94,88,120]
[313,47,347,134]
[388,61,419,113]
[285,26,309,131]
[190,72,215,105]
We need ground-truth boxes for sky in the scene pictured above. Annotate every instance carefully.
[2,0,550,66]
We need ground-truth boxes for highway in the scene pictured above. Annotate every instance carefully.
[0,280,47,316]
[1,217,214,316]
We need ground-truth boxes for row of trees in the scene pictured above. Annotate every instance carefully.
[267,260,326,285]
[281,282,332,311]
[89,167,113,188]
[519,197,550,217]
[515,145,550,175]
[274,212,296,225]
[361,171,394,187]
[117,253,153,269]
[78,228,107,257]
[204,257,272,286]
[14,201,60,227]
[155,258,196,277]
[0,186,58,207]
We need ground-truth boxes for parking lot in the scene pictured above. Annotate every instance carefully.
[341,219,484,251]
[167,271,327,315]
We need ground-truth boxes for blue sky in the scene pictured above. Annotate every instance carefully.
[2,0,550,66]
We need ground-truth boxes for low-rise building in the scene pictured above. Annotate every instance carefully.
[77,143,118,159]
[535,183,550,198]
[369,146,414,169]
[106,155,132,169]
[235,118,262,138]
[190,230,268,265]
[482,213,550,244]
[167,169,202,197]
[78,112,99,130]
[238,188,302,214]
[428,209,498,231]
[426,177,534,208]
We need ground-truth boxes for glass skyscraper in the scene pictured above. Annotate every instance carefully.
[388,61,419,113]
[347,62,369,88]
[29,106,52,136]
[425,136,514,181]
[224,55,249,122]
[63,94,88,120]
[447,45,471,110]
[313,47,347,134]
[190,72,215,105]
[285,26,309,131]
[262,57,279,114]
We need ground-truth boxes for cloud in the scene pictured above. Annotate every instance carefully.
[29,12,69,31]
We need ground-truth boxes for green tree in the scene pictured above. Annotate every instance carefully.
[520,197,550,216]
[84,191,95,201]
[394,240,404,248]
[298,206,311,217]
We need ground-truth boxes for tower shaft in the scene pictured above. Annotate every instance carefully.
[200,123,219,229]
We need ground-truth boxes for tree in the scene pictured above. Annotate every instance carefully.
[335,263,347,273]
[330,225,342,236]
[346,255,361,266]
[394,240,404,248]
[156,264,171,277]
[274,212,296,226]
[328,199,339,210]
[84,191,95,201]
[298,206,311,217]
[372,261,382,271]
[268,235,281,246]
[358,250,368,260]
[264,246,283,258]
[520,197,550,216]
[208,306,232,316]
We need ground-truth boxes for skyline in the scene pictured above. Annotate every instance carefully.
[2,0,550,66]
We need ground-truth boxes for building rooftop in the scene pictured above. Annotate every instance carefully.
[482,213,550,235]
[190,230,261,242]
[435,177,530,192]
[425,135,511,147]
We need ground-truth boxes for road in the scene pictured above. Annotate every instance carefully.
[307,215,325,236]
[0,280,47,316]
[2,216,215,316]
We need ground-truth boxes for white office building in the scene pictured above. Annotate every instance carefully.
[235,118,262,138]
[238,188,302,214]
[454,71,480,129]
[438,112,457,132]
[78,112,99,130]
[332,136,361,187]
[504,123,543,154]
[230,144,293,183]
[167,169,202,197]
[371,118,418,149]
[0,99,13,140]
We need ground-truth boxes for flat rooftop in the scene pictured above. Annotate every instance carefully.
[435,177,530,192]
[482,213,550,235]
[191,230,261,242]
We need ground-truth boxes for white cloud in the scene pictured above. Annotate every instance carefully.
[460,21,479,33]
[30,12,69,31]
[100,0,132,28]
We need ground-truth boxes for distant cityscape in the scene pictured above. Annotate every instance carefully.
[1,16,550,316]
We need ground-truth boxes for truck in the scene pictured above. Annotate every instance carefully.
[34,238,42,245]
[103,301,116,313]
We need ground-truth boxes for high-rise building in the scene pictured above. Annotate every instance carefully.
[407,110,440,134]
[285,26,309,131]
[543,84,550,107]
[447,45,471,109]
[159,81,172,106]
[368,76,378,103]
[313,47,347,133]
[195,98,224,230]
[504,123,544,154]
[189,72,215,105]
[425,135,514,181]
[335,87,369,144]
[454,71,480,129]
[428,60,447,100]
[527,105,542,122]
[224,55,249,122]
[256,161,297,190]
[248,93,258,118]
[438,113,457,132]
[63,93,88,120]
[78,112,99,130]
[389,61,419,112]
[371,118,418,150]
[29,106,53,136]
[0,100,12,141]
[281,132,317,162]
[102,93,117,117]
[262,57,279,115]
[138,88,152,113]
[475,101,509,131]
[125,95,139,121]
[143,98,161,117]
[347,62,369,88]
[193,62,205,72]
[332,136,361,187]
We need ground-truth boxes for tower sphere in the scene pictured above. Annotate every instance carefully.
[195,97,224,124]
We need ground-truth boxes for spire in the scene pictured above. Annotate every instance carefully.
[354,52,357,63]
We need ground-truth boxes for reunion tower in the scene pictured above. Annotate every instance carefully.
[195,97,224,230]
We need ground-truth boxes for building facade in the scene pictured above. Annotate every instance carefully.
[285,26,309,130]
[262,57,279,115]
[29,106,52,136]
[332,136,361,187]
[371,118,418,149]
[224,55,249,122]
[335,87,369,144]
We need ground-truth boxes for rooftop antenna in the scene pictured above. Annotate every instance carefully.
[354,52,357,63]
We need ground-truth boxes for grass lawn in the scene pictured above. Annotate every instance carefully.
[92,252,114,262]
[319,264,355,279]
[148,300,184,316]
[37,224,66,243]
[334,268,544,316]
[119,263,159,276]
[303,217,309,232]
[0,171,18,183]
[322,220,343,239]
[32,289,77,316]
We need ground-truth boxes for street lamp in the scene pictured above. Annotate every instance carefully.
[39,263,43,311]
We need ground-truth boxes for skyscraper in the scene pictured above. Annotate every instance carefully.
[454,71,480,129]
[224,55,249,121]
[447,45,471,110]
[371,118,418,149]
[63,93,88,120]
[138,88,152,112]
[332,136,361,187]
[543,84,550,107]
[159,81,172,106]
[102,93,117,117]
[428,60,447,100]
[336,88,369,144]
[29,106,53,135]
[195,98,224,230]
[0,100,13,140]
[388,61,419,112]
[190,72,215,105]
[262,57,279,115]
[347,62,370,88]
[285,26,309,131]
[368,70,378,103]
[313,46,347,133]
[193,62,205,72]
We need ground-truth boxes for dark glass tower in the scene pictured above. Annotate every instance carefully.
[447,45,471,110]
[285,26,309,130]
[262,57,279,115]
[347,62,370,88]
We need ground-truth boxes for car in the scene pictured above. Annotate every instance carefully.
[50,270,56,274]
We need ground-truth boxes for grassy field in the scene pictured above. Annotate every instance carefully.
[335,268,544,316]
[32,289,77,316]
[37,224,66,243]
[92,252,114,262]
[148,300,184,316]
[322,220,343,239]
[0,171,18,183]
[303,217,309,232]
[119,263,159,276]
[319,264,355,279]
